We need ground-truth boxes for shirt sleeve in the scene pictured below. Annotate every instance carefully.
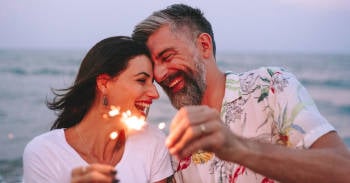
[268,67,335,148]
[23,137,58,183]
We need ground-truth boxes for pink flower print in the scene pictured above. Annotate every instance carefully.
[176,155,191,171]
[261,177,275,183]
[229,165,246,183]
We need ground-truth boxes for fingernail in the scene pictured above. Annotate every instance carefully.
[110,169,117,175]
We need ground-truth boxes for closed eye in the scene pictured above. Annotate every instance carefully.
[162,53,173,62]
[137,78,146,83]
[157,48,176,63]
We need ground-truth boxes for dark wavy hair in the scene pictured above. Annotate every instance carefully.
[48,36,151,130]
[132,3,216,57]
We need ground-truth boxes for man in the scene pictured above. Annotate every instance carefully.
[132,4,350,183]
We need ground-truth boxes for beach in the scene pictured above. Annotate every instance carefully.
[0,50,349,182]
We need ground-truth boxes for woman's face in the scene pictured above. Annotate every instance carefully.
[106,55,159,117]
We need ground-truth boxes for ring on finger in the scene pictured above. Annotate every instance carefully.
[199,124,206,134]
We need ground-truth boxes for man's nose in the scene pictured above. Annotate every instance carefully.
[153,64,168,83]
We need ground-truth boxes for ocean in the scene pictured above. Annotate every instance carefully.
[0,50,349,182]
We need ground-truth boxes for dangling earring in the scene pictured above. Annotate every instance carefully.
[103,95,108,106]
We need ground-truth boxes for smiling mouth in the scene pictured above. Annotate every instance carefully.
[135,102,151,116]
[162,73,184,93]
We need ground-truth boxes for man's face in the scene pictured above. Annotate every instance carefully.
[146,25,206,109]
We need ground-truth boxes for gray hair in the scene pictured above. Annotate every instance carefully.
[132,3,216,56]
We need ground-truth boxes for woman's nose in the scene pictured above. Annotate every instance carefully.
[148,84,159,99]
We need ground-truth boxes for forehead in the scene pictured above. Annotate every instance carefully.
[122,55,153,75]
[146,25,189,56]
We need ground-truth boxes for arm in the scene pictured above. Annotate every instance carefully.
[230,131,350,183]
[166,106,350,183]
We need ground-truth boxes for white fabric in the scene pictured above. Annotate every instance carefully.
[23,125,173,183]
[174,67,335,183]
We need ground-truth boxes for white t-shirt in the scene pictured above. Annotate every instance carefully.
[23,125,173,183]
[173,67,335,183]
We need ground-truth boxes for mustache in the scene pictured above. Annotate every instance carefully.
[159,72,182,88]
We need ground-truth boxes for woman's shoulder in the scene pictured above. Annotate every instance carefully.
[24,129,65,154]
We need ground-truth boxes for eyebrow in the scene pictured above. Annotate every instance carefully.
[135,72,151,77]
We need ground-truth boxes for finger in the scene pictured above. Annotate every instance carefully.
[169,119,217,156]
[180,124,235,160]
[71,166,89,177]
[166,108,191,147]
[89,163,117,176]
[166,106,217,147]
[72,170,115,183]
[168,123,199,155]
[71,165,117,183]
[168,106,209,130]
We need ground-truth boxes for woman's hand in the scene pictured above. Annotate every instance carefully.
[71,163,118,183]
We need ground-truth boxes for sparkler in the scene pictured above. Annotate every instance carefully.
[106,105,146,140]
[121,110,146,131]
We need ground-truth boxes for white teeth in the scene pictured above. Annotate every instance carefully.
[135,102,151,115]
[169,78,181,88]
[136,102,150,108]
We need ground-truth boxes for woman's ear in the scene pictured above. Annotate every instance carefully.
[96,74,111,94]
[197,33,213,58]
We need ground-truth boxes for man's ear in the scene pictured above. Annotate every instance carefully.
[96,74,111,93]
[197,33,213,58]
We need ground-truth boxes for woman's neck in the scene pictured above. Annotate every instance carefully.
[65,108,126,165]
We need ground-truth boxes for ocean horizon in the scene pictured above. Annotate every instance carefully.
[0,49,349,183]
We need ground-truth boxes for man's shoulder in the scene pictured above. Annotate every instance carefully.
[242,66,290,77]
[226,66,296,85]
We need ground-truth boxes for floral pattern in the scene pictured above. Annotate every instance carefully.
[174,67,334,183]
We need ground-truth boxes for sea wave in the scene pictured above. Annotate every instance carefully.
[0,67,76,76]
[301,79,350,89]
[0,158,22,183]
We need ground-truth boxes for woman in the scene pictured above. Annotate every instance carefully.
[23,36,173,183]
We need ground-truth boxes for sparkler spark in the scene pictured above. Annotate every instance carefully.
[108,105,120,117]
[158,122,166,130]
[109,131,119,140]
[121,110,146,130]
[106,106,146,131]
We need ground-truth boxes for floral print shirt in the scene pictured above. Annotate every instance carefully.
[173,67,335,183]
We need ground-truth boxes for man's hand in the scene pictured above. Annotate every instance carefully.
[165,105,240,161]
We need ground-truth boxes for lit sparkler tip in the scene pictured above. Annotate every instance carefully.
[109,131,119,140]
[108,105,120,117]
[158,122,166,130]
[121,111,146,131]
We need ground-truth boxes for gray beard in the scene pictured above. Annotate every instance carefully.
[163,60,206,109]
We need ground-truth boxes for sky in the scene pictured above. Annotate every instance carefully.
[1,0,350,54]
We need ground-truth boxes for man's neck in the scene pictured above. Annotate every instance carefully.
[201,67,226,111]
